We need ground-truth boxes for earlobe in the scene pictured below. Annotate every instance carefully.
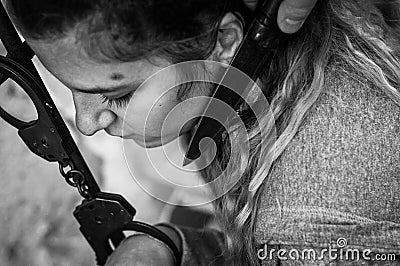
[210,13,244,65]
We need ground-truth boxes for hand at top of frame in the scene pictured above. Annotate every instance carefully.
[244,0,318,34]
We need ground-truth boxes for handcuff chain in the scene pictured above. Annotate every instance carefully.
[59,163,92,200]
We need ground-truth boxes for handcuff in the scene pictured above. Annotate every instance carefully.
[0,3,181,266]
[0,0,289,264]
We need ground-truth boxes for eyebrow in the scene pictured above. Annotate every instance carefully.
[73,81,142,94]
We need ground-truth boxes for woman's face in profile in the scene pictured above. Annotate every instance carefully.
[27,33,211,148]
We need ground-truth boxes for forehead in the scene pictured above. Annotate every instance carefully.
[26,32,168,89]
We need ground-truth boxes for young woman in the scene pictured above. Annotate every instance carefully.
[4,0,400,265]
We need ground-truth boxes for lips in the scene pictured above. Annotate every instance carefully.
[104,127,177,148]
[133,135,178,148]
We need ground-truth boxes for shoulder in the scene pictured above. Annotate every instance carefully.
[254,59,400,247]
[279,59,400,174]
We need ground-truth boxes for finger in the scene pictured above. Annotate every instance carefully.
[243,0,258,11]
[277,0,318,34]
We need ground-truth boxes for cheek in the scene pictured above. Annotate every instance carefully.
[122,90,181,136]
[124,89,209,138]
[146,93,187,135]
[122,65,213,138]
[159,93,210,136]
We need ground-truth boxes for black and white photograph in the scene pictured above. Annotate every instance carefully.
[0,0,399,265]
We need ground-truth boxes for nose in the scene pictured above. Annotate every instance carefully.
[72,91,116,136]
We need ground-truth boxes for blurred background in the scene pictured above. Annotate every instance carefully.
[0,40,216,265]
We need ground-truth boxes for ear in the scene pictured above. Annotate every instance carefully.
[209,13,244,65]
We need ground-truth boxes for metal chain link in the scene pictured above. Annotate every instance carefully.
[59,163,92,199]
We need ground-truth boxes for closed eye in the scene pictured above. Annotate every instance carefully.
[100,91,134,109]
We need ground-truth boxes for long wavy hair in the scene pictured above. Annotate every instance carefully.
[6,0,400,265]
[204,0,400,265]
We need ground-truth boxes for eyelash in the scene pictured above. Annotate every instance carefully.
[100,92,134,109]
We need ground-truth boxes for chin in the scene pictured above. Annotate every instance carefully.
[131,135,177,148]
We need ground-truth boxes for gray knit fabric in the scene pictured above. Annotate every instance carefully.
[165,61,400,265]
[255,62,400,265]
